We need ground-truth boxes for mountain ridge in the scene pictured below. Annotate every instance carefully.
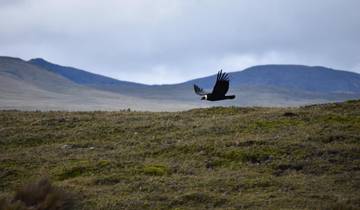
[1,56,360,111]
[0,57,198,111]
[29,58,360,88]
[28,57,360,98]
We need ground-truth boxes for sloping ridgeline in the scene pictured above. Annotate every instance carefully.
[0,57,198,111]
[29,58,360,106]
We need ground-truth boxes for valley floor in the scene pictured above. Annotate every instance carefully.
[0,100,360,209]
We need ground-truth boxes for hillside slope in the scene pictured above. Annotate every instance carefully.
[189,65,360,93]
[1,56,360,110]
[0,57,82,93]
[28,58,148,92]
[1,100,359,209]
[28,58,360,106]
[0,57,198,111]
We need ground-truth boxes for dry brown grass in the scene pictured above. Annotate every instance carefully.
[0,177,73,210]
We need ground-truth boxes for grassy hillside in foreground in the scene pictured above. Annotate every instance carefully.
[0,101,360,209]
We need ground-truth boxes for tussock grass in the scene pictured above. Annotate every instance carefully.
[0,177,73,210]
[1,100,360,209]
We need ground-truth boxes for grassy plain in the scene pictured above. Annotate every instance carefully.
[1,100,360,209]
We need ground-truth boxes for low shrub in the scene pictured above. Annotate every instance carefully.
[143,164,169,176]
[0,177,74,210]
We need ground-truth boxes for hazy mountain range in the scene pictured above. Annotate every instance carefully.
[1,56,360,111]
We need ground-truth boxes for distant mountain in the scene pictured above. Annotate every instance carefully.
[29,58,360,101]
[1,56,360,111]
[1,57,80,93]
[28,58,148,90]
[0,57,197,111]
[28,58,198,101]
[30,58,360,94]
[188,65,360,93]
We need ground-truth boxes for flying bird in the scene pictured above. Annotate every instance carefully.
[194,70,236,101]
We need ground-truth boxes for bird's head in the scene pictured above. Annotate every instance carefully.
[201,95,207,100]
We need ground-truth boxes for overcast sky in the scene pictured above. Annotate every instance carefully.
[1,0,359,84]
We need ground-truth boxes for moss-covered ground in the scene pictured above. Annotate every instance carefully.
[1,100,360,209]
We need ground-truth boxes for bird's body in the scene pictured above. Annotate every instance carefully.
[194,70,235,101]
[201,93,235,101]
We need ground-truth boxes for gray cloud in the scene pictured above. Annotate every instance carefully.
[1,0,359,84]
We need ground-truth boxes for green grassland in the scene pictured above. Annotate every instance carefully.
[1,100,360,209]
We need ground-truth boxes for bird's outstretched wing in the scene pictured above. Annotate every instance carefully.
[211,70,229,96]
[194,84,209,96]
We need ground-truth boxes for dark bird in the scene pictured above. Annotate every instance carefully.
[194,70,236,101]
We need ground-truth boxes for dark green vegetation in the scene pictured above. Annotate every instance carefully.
[1,101,360,209]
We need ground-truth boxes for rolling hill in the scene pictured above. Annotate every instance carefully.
[188,65,360,92]
[1,56,360,110]
[0,57,197,111]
